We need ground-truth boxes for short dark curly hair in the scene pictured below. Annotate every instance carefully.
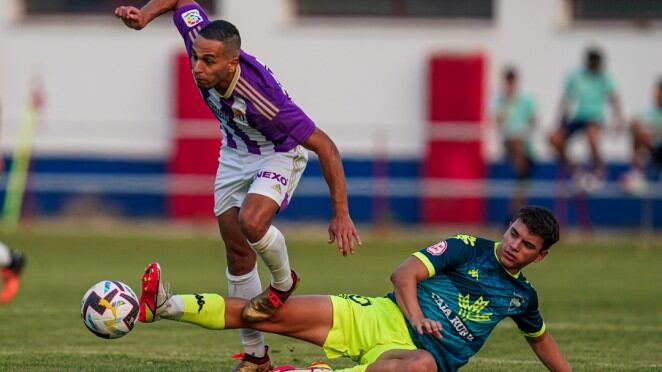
[514,206,560,251]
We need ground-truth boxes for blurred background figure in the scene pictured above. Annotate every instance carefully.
[0,242,26,304]
[0,99,26,305]
[493,66,536,216]
[621,79,662,196]
[549,47,623,193]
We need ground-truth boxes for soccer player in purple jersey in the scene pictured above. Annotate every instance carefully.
[115,1,362,371]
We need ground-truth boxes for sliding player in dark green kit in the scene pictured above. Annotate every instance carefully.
[138,206,570,371]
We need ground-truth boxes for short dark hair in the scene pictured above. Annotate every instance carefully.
[585,47,603,71]
[199,20,241,56]
[514,206,560,251]
[657,78,662,91]
[503,66,517,82]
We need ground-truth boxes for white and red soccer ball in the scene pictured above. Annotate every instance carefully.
[80,280,138,339]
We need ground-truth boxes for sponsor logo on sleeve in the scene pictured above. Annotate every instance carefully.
[426,240,447,256]
[182,9,203,27]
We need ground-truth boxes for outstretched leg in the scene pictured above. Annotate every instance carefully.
[162,294,332,346]
[139,263,333,346]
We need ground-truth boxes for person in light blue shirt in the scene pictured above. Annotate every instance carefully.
[620,79,662,194]
[631,79,662,170]
[494,67,537,180]
[549,47,623,188]
[494,66,537,219]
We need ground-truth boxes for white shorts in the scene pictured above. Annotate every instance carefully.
[213,146,309,216]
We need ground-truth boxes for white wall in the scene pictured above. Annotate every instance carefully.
[1,0,661,161]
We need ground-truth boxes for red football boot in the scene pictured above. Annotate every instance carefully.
[0,268,19,304]
[231,346,272,372]
[138,262,166,323]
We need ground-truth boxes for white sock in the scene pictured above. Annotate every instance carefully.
[227,265,265,357]
[248,225,293,292]
[159,295,184,320]
[0,242,10,267]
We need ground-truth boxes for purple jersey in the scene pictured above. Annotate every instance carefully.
[173,4,316,155]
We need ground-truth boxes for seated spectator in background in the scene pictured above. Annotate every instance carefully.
[620,79,662,195]
[494,66,537,180]
[549,47,623,193]
[494,66,537,216]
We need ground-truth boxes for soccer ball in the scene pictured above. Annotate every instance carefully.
[80,280,139,339]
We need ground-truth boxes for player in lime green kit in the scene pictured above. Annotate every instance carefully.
[138,206,570,371]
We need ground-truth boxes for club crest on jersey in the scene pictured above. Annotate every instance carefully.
[182,9,203,27]
[508,293,525,311]
[426,240,447,256]
[232,97,248,124]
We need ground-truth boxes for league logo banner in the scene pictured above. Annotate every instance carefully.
[182,9,203,27]
[426,240,448,256]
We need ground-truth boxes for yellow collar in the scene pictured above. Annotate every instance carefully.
[494,242,521,278]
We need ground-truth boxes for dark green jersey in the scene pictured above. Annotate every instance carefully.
[387,235,545,371]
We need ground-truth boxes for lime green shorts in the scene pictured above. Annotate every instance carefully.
[322,295,417,365]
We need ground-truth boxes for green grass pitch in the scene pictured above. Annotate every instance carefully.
[0,224,660,371]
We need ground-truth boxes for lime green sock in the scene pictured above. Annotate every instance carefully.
[178,293,226,330]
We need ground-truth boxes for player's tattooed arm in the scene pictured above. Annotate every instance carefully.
[114,0,195,30]
[303,128,362,257]
[391,257,442,340]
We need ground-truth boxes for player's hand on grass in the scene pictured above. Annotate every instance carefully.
[328,214,362,257]
[114,6,147,30]
[410,316,442,340]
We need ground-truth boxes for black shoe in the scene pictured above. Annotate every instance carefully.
[9,250,26,276]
